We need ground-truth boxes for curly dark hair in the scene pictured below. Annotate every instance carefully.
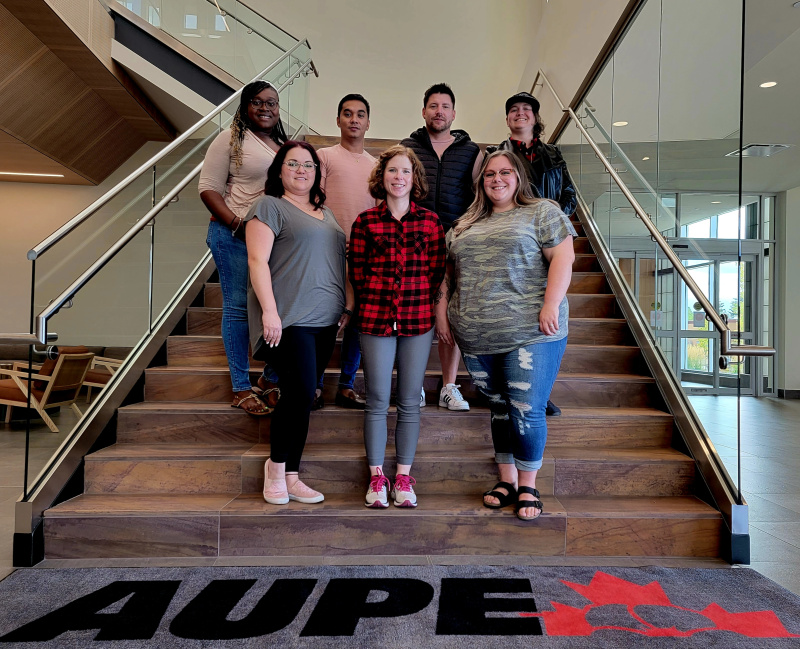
[367,145,428,202]
[265,141,326,210]
[229,81,288,170]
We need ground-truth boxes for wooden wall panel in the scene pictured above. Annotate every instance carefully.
[0,0,171,184]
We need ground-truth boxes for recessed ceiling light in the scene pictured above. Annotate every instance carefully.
[613,121,628,127]
[793,1,800,8]
[642,156,650,161]
[760,81,777,88]
[0,171,65,177]
[711,201,722,204]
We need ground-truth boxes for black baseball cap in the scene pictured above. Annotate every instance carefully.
[505,92,540,115]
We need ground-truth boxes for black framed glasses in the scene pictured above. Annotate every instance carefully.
[250,99,279,109]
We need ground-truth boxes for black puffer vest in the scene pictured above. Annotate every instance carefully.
[401,128,480,231]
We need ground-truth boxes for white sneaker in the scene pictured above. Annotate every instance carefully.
[439,383,470,411]
[420,387,426,407]
[391,474,418,507]
[365,469,390,508]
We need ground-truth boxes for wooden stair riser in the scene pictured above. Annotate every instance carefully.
[145,368,661,408]
[555,458,695,496]
[166,336,641,372]
[572,253,598,271]
[117,407,673,448]
[187,296,623,335]
[82,453,554,496]
[202,268,607,309]
[43,512,722,559]
[573,238,593,254]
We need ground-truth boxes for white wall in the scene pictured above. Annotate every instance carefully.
[520,0,629,137]
[0,142,164,334]
[248,0,542,143]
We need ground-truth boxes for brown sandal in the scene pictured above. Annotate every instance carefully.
[232,392,272,416]
[253,378,281,408]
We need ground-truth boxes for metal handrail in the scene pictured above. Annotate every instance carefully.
[32,59,315,346]
[29,38,316,261]
[533,70,775,360]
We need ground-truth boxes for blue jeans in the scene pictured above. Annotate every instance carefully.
[462,338,567,471]
[317,324,361,391]
[206,220,252,393]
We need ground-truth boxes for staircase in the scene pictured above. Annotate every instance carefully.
[42,209,724,561]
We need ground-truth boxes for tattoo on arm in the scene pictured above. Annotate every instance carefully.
[434,286,451,305]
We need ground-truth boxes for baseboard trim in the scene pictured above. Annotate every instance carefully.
[777,389,800,399]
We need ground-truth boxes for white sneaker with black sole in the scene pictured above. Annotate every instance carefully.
[439,383,470,411]
[420,387,426,407]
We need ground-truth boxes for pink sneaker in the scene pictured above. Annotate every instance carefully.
[365,468,390,508]
[262,458,289,505]
[391,474,417,507]
[286,473,324,504]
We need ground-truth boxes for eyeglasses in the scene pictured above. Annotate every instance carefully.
[250,98,279,109]
[283,160,317,170]
[483,169,515,180]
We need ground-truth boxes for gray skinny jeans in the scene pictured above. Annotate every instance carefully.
[360,328,434,467]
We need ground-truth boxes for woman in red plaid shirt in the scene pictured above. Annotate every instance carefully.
[349,145,446,508]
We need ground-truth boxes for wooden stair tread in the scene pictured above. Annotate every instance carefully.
[120,402,671,419]
[87,443,254,460]
[551,447,691,462]
[557,496,720,519]
[147,366,654,382]
[47,493,719,520]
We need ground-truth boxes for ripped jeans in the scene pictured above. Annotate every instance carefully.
[461,338,567,471]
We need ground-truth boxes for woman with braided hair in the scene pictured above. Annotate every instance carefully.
[199,80,288,415]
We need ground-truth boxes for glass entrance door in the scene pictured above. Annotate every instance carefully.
[676,256,756,395]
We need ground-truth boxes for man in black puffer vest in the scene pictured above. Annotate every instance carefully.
[402,83,482,413]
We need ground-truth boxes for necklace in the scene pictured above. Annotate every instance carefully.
[340,144,366,163]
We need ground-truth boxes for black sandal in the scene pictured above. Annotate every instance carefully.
[516,486,543,521]
[483,481,518,509]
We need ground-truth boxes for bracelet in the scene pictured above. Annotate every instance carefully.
[342,308,354,317]
[230,215,244,236]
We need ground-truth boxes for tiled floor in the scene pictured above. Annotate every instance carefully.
[1,398,799,595]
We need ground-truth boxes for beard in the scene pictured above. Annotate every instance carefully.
[426,118,453,134]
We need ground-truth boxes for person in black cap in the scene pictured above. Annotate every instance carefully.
[489,92,576,217]
[488,91,576,417]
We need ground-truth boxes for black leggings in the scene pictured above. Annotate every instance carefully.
[257,324,337,471]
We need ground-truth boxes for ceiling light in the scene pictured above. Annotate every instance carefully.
[613,121,628,127]
[793,1,800,8]
[642,156,650,161]
[0,171,65,177]
[760,81,777,88]
[711,201,722,204]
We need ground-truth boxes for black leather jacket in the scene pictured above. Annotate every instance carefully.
[487,139,576,215]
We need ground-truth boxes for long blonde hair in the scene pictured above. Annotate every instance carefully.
[452,150,540,236]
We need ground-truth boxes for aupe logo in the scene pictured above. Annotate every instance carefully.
[1,572,797,642]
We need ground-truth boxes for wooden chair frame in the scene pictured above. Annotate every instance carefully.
[85,355,123,403]
[0,352,94,433]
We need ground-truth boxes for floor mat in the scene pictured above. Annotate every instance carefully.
[0,565,797,647]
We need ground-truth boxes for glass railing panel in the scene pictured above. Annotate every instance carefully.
[32,172,159,324]
[24,225,154,493]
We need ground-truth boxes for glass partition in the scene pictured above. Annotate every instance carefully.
[554,0,778,511]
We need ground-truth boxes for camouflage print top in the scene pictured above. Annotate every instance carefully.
[445,201,577,355]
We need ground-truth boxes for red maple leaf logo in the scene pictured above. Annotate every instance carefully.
[521,571,800,638]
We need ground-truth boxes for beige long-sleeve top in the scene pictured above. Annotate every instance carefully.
[198,128,276,220]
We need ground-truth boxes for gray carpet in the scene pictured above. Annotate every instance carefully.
[0,565,798,647]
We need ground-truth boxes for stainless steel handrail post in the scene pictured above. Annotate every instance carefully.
[533,70,775,360]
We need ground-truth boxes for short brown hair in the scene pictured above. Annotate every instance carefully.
[368,145,428,202]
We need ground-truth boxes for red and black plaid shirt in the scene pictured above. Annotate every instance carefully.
[511,138,539,163]
[349,201,446,337]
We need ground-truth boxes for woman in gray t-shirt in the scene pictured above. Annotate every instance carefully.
[435,150,576,522]
[246,141,353,507]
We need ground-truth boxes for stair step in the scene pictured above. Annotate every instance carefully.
[572,253,598,271]
[166,335,642,372]
[202,270,608,308]
[43,493,721,559]
[117,403,673,448]
[145,367,662,408]
[573,237,593,254]
[187,295,622,334]
[83,442,690,497]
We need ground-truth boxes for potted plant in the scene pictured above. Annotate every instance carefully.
[650,301,662,327]
[692,301,705,328]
